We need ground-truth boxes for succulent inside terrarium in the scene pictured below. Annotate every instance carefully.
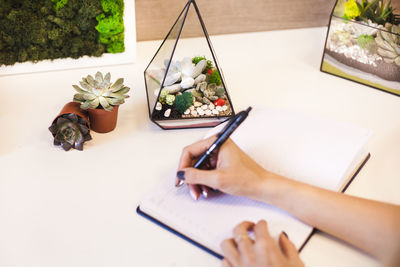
[151,56,232,120]
[49,113,92,151]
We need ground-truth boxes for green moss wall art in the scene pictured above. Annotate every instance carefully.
[0,0,135,74]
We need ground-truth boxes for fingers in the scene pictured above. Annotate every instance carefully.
[175,135,217,187]
[221,259,233,267]
[221,239,240,267]
[253,220,280,260]
[177,135,217,170]
[254,220,273,244]
[233,221,255,256]
[278,232,299,260]
[178,167,223,190]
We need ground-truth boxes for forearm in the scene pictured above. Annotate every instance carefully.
[252,172,400,262]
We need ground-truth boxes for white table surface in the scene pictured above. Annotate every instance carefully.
[1,27,399,267]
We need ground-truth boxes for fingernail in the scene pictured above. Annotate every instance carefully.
[190,190,199,201]
[177,171,185,180]
[202,189,208,198]
[175,179,184,187]
[282,231,289,239]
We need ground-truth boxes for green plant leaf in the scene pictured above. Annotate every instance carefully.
[95,72,103,83]
[104,72,111,87]
[86,75,96,87]
[73,85,88,94]
[111,78,124,92]
[79,81,93,91]
[113,86,130,95]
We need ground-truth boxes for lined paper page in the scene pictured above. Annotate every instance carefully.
[140,108,371,255]
[141,178,313,255]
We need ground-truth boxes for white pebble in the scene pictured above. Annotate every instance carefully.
[201,104,208,110]
[155,102,162,111]
[164,109,171,117]
[212,109,219,115]
[205,109,212,116]
[190,106,195,111]
[197,108,205,116]
[209,103,215,110]
[184,109,190,115]
[191,110,198,116]
[194,101,202,107]
[222,105,228,111]
[216,106,223,112]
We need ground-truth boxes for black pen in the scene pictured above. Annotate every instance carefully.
[176,107,252,192]
[193,106,252,169]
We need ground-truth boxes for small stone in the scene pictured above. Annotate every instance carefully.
[197,108,205,116]
[184,109,190,115]
[191,110,198,116]
[209,103,215,110]
[155,102,162,111]
[216,106,223,112]
[164,108,171,117]
[212,109,219,115]
[193,101,202,107]
[201,105,208,110]
[205,109,212,116]
[222,105,228,111]
[190,106,195,111]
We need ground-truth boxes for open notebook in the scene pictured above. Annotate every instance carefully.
[137,108,371,259]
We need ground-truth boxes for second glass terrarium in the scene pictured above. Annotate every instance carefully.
[321,0,400,96]
[144,0,235,129]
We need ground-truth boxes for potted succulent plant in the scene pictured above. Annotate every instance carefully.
[49,102,92,151]
[73,71,130,133]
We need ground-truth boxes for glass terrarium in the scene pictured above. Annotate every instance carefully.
[321,0,400,96]
[144,0,235,130]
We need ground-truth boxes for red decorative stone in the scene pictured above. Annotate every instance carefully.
[213,99,226,106]
[207,69,213,75]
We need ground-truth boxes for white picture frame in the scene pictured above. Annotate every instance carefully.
[0,0,136,76]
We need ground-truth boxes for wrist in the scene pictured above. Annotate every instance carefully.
[251,170,291,205]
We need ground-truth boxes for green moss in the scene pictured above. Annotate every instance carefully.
[0,0,107,66]
[175,92,194,114]
[96,0,125,53]
[52,0,68,11]
[209,70,222,86]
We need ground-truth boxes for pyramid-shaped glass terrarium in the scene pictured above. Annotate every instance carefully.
[144,0,235,129]
[321,0,400,96]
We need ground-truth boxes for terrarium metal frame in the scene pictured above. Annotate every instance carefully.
[144,0,235,130]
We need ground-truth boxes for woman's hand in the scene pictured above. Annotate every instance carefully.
[176,135,269,200]
[221,220,304,267]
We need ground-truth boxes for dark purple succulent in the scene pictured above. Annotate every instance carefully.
[49,113,92,151]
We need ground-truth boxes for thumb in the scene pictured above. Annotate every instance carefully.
[179,167,221,189]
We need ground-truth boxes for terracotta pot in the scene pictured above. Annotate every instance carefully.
[52,102,90,129]
[87,105,119,133]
